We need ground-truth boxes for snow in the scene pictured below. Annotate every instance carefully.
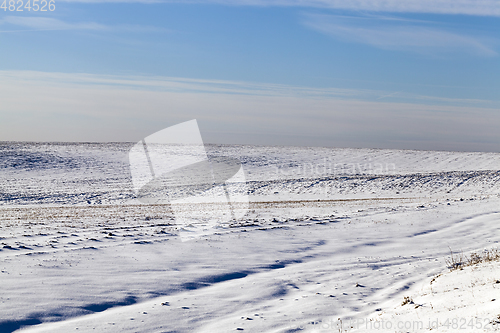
[351,260,500,332]
[1,142,500,332]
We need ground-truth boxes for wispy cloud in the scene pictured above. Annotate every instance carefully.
[0,16,166,33]
[303,13,497,56]
[56,0,500,17]
[1,70,499,151]
[0,16,106,31]
[0,70,376,99]
[1,70,496,107]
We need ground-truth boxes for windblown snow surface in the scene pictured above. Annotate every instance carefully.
[1,142,500,332]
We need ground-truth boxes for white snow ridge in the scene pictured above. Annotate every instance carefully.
[1,142,500,332]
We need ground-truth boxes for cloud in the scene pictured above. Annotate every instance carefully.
[55,0,500,17]
[0,70,377,99]
[0,16,106,31]
[1,70,500,152]
[0,16,166,33]
[303,14,497,56]
[2,70,495,107]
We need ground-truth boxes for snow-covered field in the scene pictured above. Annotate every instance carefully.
[1,142,500,332]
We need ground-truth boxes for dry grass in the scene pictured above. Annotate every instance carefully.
[446,247,500,271]
[401,296,414,306]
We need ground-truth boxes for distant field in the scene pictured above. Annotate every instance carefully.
[1,143,500,332]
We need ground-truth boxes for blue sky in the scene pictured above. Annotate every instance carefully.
[1,0,500,151]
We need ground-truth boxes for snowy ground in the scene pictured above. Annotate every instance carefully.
[352,259,500,333]
[1,142,500,332]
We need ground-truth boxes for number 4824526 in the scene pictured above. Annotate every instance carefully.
[1,0,55,11]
